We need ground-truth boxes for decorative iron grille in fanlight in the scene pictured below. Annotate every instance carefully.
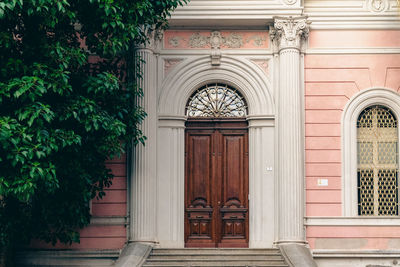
[186,83,247,117]
[357,105,399,216]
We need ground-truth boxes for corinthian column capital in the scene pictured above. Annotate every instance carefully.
[270,16,310,52]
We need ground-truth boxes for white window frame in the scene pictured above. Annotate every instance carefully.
[342,88,400,216]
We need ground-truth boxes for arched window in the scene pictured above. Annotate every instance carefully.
[186,83,247,117]
[357,105,398,216]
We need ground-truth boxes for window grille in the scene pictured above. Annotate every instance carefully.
[357,106,399,216]
[186,83,247,117]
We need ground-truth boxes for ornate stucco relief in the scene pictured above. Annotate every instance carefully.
[210,31,223,49]
[168,36,182,48]
[189,32,209,48]
[164,58,184,76]
[209,31,222,66]
[282,0,297,5]
[270,17,310,52]
[366,0,389,12]
[251,59,270,77]
[223,33,244,48]
[249,35,268,47]
[189,31,244,48]
[164,30,269,49]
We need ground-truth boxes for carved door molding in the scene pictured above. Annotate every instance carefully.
[185,118,249,247]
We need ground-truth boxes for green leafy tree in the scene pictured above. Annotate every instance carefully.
[0,0,186,264]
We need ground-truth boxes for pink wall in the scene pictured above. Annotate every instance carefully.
[308,226,400,250]
[31,155,128,250]
[309,30,400,48]
[305,30,400,249]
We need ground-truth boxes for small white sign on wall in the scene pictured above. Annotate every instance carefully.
[317,179,329,186]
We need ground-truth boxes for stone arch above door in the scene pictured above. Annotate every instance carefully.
[158,55,274,118]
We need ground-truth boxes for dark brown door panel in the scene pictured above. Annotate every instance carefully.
[185,119,248,247]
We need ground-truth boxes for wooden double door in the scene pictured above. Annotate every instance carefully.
[185,119,249,247]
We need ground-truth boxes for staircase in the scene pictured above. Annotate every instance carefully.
[142,248,288,267]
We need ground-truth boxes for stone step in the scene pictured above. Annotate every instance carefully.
[147,255,283,261]
[146,258,284,263]
[142,248,288,267]
[151,249,280,255]
[143,262,288,267]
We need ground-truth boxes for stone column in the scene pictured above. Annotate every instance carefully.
[270,17,310,244]
[130,34,159,243]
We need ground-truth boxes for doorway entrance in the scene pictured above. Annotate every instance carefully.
[184,118,249,247]
[157,76,276,248]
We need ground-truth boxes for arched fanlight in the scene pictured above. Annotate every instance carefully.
[186,83,247,117]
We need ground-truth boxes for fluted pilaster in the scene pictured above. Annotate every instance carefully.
[271,17,309,244]
[248,117,275,248]
[130,44,158,243]
[157,118,186,247]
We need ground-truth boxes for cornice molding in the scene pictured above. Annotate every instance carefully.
[312,249,400,258]
[270,16,310,52]
[168,0,303,27]
[305,0,400,29]
[306,48,400,55]
[168,0,400,29]
[305,216,400,226]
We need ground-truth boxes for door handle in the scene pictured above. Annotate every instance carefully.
[217,201,221,205]
[196,215,203,218]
